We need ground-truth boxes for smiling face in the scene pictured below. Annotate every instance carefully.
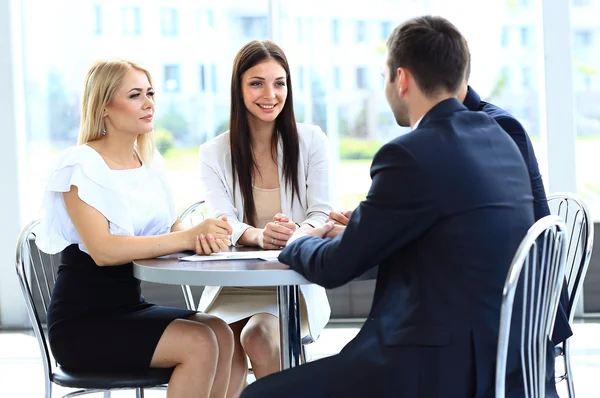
[241,59,288,127]
[103,69,155,137]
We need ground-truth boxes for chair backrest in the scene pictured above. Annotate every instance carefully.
[179,200,206,226]
[495,215,568,398]
[547,192,594,321]
[15,219,55,385]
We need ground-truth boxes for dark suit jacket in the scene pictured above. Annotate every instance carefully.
[279,99,542,397]
[463,86,572,345]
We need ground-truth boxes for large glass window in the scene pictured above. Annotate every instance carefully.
[278,0,544,209]
[20,0,270,218]
[572,0,600,220]
[19,0,547,219]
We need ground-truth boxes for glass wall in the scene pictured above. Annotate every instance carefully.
[571,0,600,220]
[279,0,545,209]
[20,0,547,218]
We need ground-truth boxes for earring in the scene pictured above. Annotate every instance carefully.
[101,129,107,136]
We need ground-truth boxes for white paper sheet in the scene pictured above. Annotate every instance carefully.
[179,250,282,262]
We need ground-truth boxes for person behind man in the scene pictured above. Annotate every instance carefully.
[458,69,572,347]
[240,15,553,398]
[331,58,573,349]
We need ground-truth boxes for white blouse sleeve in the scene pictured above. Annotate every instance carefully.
[36,145,135,254]
[198,141,252,245]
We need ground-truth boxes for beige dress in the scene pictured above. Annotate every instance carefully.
[205,186,309,336]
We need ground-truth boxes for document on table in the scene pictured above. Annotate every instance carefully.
[179,250,282,262]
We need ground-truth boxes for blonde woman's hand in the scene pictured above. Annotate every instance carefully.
[193,233,230,255]
[189,216,232,247]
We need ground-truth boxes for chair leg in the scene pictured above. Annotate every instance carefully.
[563,339,576,398]
[301,344,307,364]
[181,285,195,310]
[44,379,52,398]
[136,388,144,398]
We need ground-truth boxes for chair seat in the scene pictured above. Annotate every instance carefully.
[554,345,564,357]
[52,366,173,390]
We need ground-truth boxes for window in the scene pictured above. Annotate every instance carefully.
[241,16,268,38]
[356,67,367,89]
[501,26,510,48]
[92,4,102,35]
[381,21,392,41]
[163,65,181,93]
[574,30,592,48]
[573,0,591,6]
[206,9,215,27]
[522,66,531,89]
[199,64,206,92]
[297,17,304,44]
[520,26,531,47]
[297,66,305,91]
[356,20,366,43]
[210,64,217,93]
[161,8,178,37]
[122,6,141,35]
[571,6,600,220]
[332,19,340,44]
[334,66,341,90]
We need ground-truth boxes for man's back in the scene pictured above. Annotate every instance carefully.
[463,85,572,346]
[363,99,533,395]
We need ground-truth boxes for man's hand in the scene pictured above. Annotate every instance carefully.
[287,222,335,246]
[326,210,353,226]
[324,224,346,239]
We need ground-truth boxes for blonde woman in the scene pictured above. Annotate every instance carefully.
[37,59,243,398]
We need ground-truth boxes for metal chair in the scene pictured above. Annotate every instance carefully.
[177,201,316,362]
[178,200,207,310]
[16,220,172,398]
[547,193,595,398]
[496,215,568,398]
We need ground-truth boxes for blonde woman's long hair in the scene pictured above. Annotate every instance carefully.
[78,59,156,164]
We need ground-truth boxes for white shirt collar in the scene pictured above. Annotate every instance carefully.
[412,115,424,131]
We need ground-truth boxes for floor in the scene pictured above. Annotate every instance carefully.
[0,320,598,397]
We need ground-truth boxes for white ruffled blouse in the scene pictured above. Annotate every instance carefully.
[36,144,177,255]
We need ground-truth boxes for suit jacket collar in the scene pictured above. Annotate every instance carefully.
[418,97,468,130]
[462,85,481,111]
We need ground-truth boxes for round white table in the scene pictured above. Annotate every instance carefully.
[133,250,311,369]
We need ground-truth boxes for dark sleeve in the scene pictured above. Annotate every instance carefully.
[278,141,438,289]
[495,116,550,220]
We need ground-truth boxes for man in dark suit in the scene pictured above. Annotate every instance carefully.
[241,15,551,398]
[458,78,572,346]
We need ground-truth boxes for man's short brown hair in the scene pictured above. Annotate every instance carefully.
[387,16,469,97]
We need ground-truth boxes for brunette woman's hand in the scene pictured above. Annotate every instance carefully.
[258,219,297,249]
[326,210,353,226]
[188,216,232,247]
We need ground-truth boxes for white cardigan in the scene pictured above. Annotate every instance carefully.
[197,123,332,340]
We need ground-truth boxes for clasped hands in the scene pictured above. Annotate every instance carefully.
[258,213,299,249]
[187,216,232,255]
[285,209,353,247]
[188,209,354,254]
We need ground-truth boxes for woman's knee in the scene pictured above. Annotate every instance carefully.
[240,318,279,360]
[190,314,235,347]
[153,320,219,367]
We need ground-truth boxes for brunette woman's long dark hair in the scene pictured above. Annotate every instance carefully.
[229,40,301,226]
